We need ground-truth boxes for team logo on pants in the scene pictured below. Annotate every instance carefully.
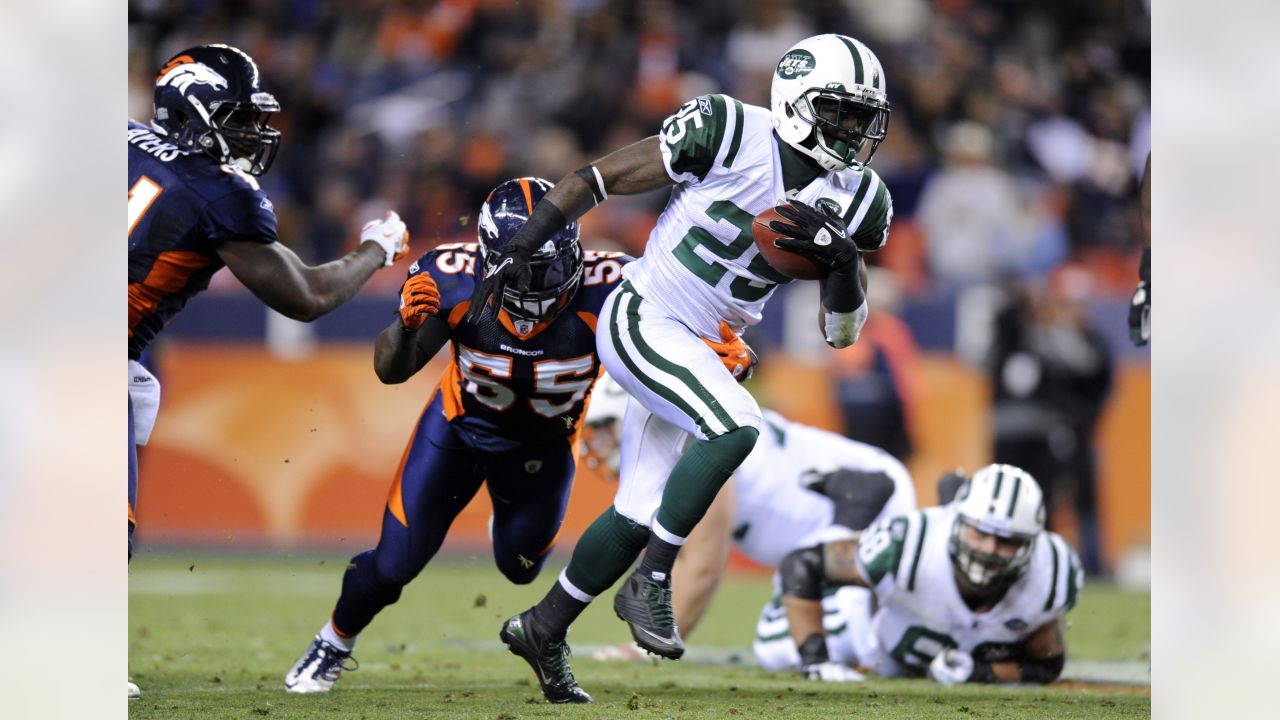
[524,460,543,474]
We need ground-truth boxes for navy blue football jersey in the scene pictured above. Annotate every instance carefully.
[410,243,631,452]
[128,119,278,359]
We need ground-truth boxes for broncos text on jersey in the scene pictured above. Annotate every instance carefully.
[410,243,631,452]
[128,120,278,359]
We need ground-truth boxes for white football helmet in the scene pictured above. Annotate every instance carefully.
[947,464,1046,593]
[581,373,629,482]
[771,34,890,172]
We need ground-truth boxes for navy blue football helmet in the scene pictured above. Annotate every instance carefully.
[152,44,281,176]
[477,177,583,323]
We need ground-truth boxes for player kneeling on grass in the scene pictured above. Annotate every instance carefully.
[284,177,635,693]
[770,464,1081,685]
[584,373,915,680]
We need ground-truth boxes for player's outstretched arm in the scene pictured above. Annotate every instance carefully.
[778,539,869,672]
[670,480,736,638]
[466,137,673,322]
[218,212,410,322]
[373,271,449,384]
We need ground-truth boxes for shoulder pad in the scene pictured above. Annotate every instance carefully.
[660,94,747,183]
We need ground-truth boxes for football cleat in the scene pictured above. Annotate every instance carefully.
[613,571,685,659]
[284,635,358,694]
[128,681,140,699]
[499,610,592,704]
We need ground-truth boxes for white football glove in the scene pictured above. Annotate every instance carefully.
[928,648,974,686]
[800,661,865,683]
[360,210,410,268]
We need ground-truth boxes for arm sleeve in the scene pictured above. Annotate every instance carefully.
[853,515,910,602]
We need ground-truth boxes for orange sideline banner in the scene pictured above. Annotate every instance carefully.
[135,345,1148,569]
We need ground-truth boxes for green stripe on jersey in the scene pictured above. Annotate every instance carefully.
[841,171,874,226]
[723,98,745,168]
[906,514,928,591]
[608,288,713,436]
[849,181,892,250]
[1043,539,1061,611]
[837,35,864,86]
[622,293,738,435]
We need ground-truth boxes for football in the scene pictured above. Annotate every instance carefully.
[751,207,827,280]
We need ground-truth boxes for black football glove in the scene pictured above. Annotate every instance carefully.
[768,200,858,270]
[464,245,534,323]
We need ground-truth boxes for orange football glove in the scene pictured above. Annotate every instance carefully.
[398,272,441,331]
[703,321,757,382]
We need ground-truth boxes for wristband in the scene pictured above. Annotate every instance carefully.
[574,165,608,206]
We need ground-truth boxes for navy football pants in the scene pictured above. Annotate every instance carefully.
[331,393,575,636]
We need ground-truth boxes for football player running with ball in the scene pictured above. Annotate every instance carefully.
[469,34,894,703]
[129,44,409,699]
[285,177,649,693]
[770,464,1082,685]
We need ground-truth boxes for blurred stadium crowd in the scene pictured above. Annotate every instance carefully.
[127,0,1149,576]
[128,0,1150,292]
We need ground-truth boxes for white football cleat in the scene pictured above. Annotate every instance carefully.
[284,635,357,693]
[128,681,141,699]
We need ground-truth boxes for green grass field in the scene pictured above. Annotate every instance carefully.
[129,553,1149,718]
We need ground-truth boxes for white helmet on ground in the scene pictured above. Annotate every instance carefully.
[771,33,890,172]
[581,373,629,481]
[947,464,1046,593]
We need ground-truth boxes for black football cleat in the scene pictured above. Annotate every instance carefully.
[499,610,592,704]
[613,571,685,659]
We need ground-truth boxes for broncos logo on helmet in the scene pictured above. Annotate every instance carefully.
[152,44,281,176]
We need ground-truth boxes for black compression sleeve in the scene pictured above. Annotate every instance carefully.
[507,201,569,254]
[821,259,866,313]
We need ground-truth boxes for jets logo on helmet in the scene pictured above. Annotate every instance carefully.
[777,50,816,79]
[771,34,890,172]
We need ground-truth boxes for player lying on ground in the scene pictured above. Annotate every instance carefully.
[771,464,1082,685]
[470,33,894,704]
[129,43,409,699]
[285,177,643,692]
[582,374,915,681]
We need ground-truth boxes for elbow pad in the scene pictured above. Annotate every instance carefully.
[1018,654,1065,684]
[824,300,869,348]
[779,545,825,601]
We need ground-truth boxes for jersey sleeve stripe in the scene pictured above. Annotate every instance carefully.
[722,98,745,169]
[844,172,881,234]
[1042,535,1061,611]
[840,172,873,226]
[905,513,928,591]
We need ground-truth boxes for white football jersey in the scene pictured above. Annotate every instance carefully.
[854,505,1084,677]
[623,94,893,338]
[732,410,915,567]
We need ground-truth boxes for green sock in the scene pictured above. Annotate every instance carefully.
[564,506,651,597]
[654,426,759,537]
